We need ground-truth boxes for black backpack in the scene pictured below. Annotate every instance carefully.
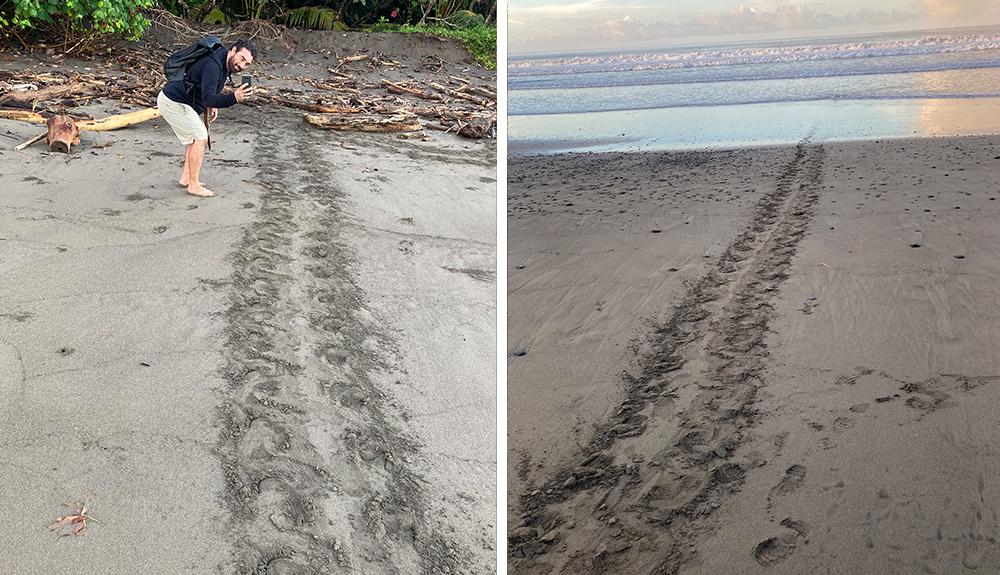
[163,36,223,84]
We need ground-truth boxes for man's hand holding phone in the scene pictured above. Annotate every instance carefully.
[234,83,250,103]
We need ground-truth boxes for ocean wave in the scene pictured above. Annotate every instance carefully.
[509,32,1000,79]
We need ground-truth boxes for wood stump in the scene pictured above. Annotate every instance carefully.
[46,114,80,153]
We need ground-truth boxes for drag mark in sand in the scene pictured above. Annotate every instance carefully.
[509,140,826,574]
[215,115,470,574]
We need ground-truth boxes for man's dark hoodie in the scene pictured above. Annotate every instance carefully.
[163,45,236,115]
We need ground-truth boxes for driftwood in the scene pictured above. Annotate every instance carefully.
[0,108,97,123]
[0,107,159,130]
[426,115,495,138]
[304,112,421,133]
[457,116,493,138]
[14,132,47,150]
[4,107,160,150]
[338,54,369,65]
[428,82,491,107]
[0,109,47,123]
[446,76,496,100]
[0,81,100,108]
[268,96,361,114]
[46,114,80,153]
[381,79,442,101]
[458,84,496,101]
[77,107,160,131]
[0,53,497,140]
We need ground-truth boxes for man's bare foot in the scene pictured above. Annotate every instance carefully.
[178,180,205,188]
[187,185,215,197]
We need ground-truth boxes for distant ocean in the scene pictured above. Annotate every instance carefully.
[508,26,1000,153]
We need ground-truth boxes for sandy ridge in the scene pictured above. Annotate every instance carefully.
[509,139,827,574]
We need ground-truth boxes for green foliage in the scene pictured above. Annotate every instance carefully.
[418,0,488,23]
[201,5,227,24]
[1,0,153,41]
[150,0,493,30]
[284,6,337,30]
[446,8,482,29]
[237,0,266,19]
[394,23,495,69]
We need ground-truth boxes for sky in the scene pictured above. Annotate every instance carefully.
[508,0,1000,54]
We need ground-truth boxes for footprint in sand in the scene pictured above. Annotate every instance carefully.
[714,462,744,484]
[769,464,807,500]
[753,534,797,567]
[780,517,811,539]
[833,416,855,431]
[753,518,811,567]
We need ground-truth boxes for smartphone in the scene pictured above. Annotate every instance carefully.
[241,75,252,87]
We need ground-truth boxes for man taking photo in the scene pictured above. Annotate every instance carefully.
[157,38,256,198]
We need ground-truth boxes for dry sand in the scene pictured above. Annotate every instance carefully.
[0,36,496,575]
[508,136,1000,574]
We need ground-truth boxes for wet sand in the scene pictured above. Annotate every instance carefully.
[508,136,1000,574]
[0,46,496,574]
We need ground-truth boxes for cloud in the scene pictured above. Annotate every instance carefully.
[922,0,1000,20]
[509,2,924,52]
[512,0,622,17]
[680,4,918,36]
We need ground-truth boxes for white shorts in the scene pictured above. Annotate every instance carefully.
[157,90,208,145]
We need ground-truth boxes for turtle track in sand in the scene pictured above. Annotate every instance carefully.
[509,139,826,575]
[215,113,471,575]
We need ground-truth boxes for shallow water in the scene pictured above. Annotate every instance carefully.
[508,97,1000,154]
[508,26,1000,153]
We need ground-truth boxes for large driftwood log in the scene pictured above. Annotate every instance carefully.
[0,107,160,130]
[46,114,80,153]
[77,107,160,131]
[304,112,421,133]
[269,96,361,114]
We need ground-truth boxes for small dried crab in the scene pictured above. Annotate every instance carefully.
[49,502,99,536]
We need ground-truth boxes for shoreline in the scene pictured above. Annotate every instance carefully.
[508,96,1000,156]
[508,134,1000,573]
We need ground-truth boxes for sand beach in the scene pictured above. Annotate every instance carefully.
[0,31,496,574]
[508,135,1000,573]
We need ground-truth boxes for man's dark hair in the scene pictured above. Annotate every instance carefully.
[233,38,258,60]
